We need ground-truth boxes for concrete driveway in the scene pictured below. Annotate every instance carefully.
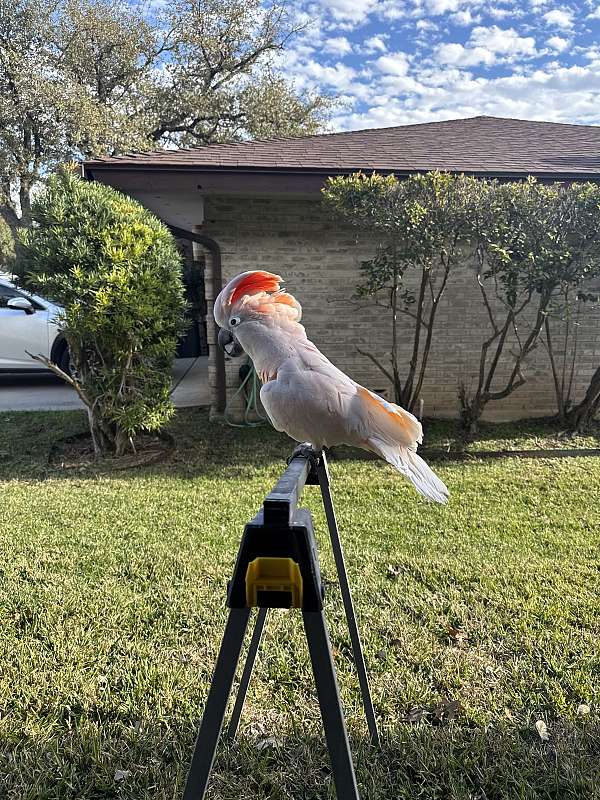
[0,356,210,412]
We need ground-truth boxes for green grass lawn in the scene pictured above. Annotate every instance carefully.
[1,409,599,799]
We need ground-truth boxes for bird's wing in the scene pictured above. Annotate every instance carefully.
[352,386,423,449]
[260,362,356,446]
[290,338,422,447]
[293,337,359,385]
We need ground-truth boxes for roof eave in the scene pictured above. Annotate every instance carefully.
[82,163,600,182]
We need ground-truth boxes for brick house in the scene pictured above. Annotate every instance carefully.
[83,116,600,421]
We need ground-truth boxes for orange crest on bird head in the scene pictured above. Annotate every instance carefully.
[214,270,302,328]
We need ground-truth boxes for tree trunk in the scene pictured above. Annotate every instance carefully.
[115,428,131,457]
[458,393,486,436]
[0,203,21,234]
[564,365,600,432]
[545,317,565,421]
[87,407,117,456]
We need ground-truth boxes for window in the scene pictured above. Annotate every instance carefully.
[0,284,20,308]
[0,283,44,310]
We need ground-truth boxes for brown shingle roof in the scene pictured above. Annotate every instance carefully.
[83,116,600,178]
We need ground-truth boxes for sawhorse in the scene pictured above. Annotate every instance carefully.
[183,449,379,799]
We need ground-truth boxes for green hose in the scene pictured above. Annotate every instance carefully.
[224,358,268,427]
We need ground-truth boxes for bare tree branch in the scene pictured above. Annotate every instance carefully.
[356,346,395,386]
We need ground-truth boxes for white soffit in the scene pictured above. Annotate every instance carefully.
[131,191,204,230]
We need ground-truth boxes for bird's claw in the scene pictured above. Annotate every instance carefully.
[287,442,321,465]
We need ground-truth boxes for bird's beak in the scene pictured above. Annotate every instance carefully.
[218,327,244,357]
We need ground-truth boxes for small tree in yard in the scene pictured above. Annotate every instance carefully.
[459,178,600,433]
[323,171,475,413]
[17,169,186,456]
[542,184,600,431]
[545,291,600,431]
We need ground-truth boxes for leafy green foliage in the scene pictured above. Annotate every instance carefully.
[1,408,599,798]
[0,216,14,269]
[0,0,333,231]
[323,172,475,411]
[17,169,186,455]
[462,178,600,430]
[323,172,399,231]
[325,172,600,428]
[475,179,600,303]
[540,184,600,429]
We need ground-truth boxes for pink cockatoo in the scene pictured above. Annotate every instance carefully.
[214,271,448,503]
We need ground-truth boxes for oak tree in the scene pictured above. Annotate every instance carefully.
[0,0,332,233]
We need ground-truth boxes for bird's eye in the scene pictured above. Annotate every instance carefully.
[229,316,240,327]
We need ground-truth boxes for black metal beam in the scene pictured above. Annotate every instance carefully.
[263,453,312,526]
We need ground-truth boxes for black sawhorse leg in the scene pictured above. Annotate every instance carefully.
[183,606,359,800]
[226,606,268,740]
[315,452,380,747]
[183,608,251,800]
[303,610,360,799]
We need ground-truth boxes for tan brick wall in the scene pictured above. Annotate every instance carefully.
[203,195,600,422]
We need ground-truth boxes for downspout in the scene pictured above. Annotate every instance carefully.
[165,224,226,414]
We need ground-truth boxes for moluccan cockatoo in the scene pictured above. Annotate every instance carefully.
[215,271,448,503]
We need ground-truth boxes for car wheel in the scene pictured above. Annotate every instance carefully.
[57,342,71,375]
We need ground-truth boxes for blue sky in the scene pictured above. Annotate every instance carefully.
[278,0,600,130]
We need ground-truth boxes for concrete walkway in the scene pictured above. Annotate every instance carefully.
[0,357,210,412]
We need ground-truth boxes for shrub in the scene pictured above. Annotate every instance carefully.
[0,217,15,271]
[323,171,475,413]
[18,168,186,456]
[462,178,600,432]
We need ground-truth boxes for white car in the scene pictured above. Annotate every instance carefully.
[0,274,69,373]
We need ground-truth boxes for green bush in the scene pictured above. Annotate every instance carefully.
[0,217,15,271]
[18,168,186,456]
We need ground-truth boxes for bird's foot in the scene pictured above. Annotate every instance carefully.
[287,442,321,465]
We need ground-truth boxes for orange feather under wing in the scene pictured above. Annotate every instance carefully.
[358,386,422,447]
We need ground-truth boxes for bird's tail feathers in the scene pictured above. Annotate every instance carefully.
[368,436,449,504]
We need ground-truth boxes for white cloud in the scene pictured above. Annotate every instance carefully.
[374,51,411,75]
[378,0,407,20]
[362,34,388,53]
[435,25,537,67]
[323,36,353,56]
[292,59,360,93]
[282,0,600,135]
[583,46,600,64]
[546,35,570,52]
[318,0,378,24]
[542,8,574,29]
[470,25,537,56]
[416,19,438,30]
[436,42,496,66]
[423,0,477,13]
[331,62,600,131]
[487,7,513,18]
[449,9,479,24]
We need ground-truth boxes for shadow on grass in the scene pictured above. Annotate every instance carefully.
[2,715,599,799]
[0,407,293,483]
[1,407,599,485]
[422,415,600,453]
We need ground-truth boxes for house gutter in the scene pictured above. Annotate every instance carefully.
[83,164,600,183]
